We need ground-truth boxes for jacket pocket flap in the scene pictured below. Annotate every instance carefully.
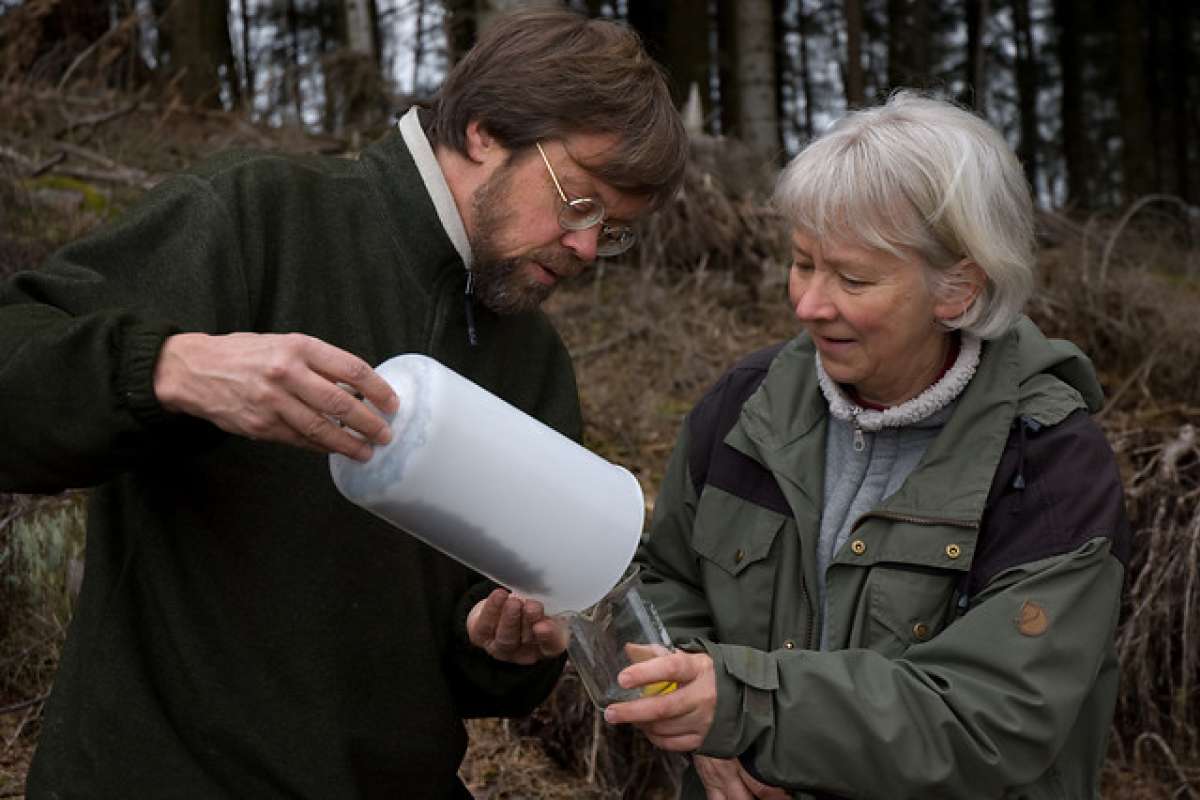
[692,488,787,577]
[718,643,780,691]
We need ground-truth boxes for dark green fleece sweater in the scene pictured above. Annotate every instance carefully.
[0,129,581,798]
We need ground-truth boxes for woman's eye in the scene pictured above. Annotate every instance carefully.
[840,274,870,288]
[791,260,813,272]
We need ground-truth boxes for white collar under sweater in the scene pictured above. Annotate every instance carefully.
[815,334,982,447]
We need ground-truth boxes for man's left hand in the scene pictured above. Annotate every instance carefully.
[467,588,568,665]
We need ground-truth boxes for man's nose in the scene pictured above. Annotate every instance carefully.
[560,225,600,264]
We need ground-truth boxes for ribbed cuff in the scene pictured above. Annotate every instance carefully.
[114,319,179,428]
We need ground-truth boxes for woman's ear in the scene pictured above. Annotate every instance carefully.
[933,260,987,322]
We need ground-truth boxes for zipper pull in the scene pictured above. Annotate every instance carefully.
[463,271,478,348]
[853,423,866,452]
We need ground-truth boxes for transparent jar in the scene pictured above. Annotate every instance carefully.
[566,567,677,708]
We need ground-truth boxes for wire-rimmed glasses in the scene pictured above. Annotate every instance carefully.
[536,141,636,257]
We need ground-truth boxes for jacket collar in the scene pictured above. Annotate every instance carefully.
[358,120,466,287]
[727,317,1100,527]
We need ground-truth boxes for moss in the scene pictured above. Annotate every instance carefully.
[20,174,110,215]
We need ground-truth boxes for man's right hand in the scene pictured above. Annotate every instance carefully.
[153,332,398,461]
[694,755,791,800]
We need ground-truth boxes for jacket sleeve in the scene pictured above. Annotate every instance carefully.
[636,424,720,649]
[0,172,251,493]
[696,413,1129,799]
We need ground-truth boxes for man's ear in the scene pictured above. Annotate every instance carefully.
[933,260,987,322]
[464,119,499,164]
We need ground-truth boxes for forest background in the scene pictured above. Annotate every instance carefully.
[0,0,1198,797]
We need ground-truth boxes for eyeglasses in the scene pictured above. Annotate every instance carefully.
[536,141,636,258]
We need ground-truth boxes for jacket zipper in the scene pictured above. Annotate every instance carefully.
[850,509,978,533]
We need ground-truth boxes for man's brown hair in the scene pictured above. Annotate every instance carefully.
[428,9,687,209]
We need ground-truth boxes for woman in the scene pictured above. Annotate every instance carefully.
[603,91,1131,799]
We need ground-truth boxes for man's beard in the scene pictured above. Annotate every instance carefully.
[468,163,581,315]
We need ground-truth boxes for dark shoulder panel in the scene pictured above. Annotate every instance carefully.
[968,409,1132,596]
[686,343,790,516]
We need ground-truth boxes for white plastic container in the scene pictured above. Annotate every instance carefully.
[329,354,645,614]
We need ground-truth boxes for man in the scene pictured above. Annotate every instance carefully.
[0,9,686,798]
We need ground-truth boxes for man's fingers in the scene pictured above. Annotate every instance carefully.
[492,595,524,651]
[290,373,392,450]
[467,589,508,649]
[302,337,398,416]
[278,400,374,462]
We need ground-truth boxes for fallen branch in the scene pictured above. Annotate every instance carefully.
[0,692,48,716]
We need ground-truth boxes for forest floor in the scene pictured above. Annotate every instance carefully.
[2,86,1199,798]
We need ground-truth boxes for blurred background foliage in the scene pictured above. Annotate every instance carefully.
[1,0,1198,797]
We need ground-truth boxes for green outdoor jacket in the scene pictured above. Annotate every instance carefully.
[1,129,581,798]
[638,318,1131,799]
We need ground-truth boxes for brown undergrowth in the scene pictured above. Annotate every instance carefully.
[1,83,1198,798]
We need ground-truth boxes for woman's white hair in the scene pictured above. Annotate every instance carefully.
[774,90,1035,339]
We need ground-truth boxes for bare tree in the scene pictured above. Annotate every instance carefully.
[844,0,865,106]
[734,0,781,163]
[1012,0,1039,195]
[1116,0,1153,202]
[160,0,239,107]
[962,0,988,112]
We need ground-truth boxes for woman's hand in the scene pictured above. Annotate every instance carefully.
[603,650,717,751]
[466,588,568,665]
[694,756,792,800]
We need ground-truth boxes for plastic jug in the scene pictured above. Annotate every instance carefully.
[329,354,645,615]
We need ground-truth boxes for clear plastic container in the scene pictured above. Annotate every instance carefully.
[567,567,677,708]
[329,354,645,614]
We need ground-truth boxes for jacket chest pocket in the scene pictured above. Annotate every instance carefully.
[838,522,975,657]
[861,565,962,657]
[690,487,787,649]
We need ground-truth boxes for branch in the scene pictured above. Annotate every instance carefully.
[0,692,49,716]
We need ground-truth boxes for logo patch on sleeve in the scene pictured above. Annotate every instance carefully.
[1016,600,1049,637]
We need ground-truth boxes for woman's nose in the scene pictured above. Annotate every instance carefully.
[792,275,837,321]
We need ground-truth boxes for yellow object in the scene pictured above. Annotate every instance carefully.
[641,680,678,697]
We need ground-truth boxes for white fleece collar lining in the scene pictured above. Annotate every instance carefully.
[397,107,473,268]
[815,334,982,431]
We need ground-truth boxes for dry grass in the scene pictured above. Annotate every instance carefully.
[0,82,1197,797]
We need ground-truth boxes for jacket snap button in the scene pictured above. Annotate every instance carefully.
[946,544,961,559]
[783,640,796,649]
[734,548,745,563]
[913,623,930,640]
[850,539,866,556]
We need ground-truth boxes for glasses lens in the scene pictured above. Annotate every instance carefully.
[596,225,636,257]
[559,197,604,231]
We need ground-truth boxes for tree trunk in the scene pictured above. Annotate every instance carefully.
[797,0,815,139]
[717,0,740,137]
[1012,0,1039,197]
[443,0,477,65]
[1116,0,1154,202]
[477,0,561,35]
[734,0,780,163]
[240,0,255,110]
[962,0,988,112]
[1053,0,1091,208]
[844,0,865,106]
[1167,0,1192,202]
[161,0,239,108]
[626,0,711,110]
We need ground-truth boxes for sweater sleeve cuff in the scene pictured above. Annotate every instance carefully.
[114,320,179,428]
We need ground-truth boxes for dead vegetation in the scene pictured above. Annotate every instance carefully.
[1,77,1198,799]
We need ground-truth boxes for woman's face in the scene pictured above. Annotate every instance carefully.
[787,229,963,407]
